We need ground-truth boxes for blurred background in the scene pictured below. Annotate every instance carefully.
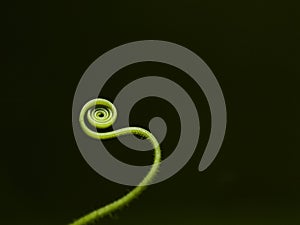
[2,0,299,224]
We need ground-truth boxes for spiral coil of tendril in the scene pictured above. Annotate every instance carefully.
[79,98,117,138]
[72,98,161,225]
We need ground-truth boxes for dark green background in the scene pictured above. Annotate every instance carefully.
[2,1,299,224]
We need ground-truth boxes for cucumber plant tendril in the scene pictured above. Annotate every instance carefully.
[70,98,161,225]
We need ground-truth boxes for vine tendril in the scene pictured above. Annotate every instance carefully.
[70,98,161,225]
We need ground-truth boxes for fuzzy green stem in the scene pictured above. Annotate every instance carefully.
[69,98,161,225]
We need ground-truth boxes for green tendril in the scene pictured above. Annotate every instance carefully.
[70,98,161,225]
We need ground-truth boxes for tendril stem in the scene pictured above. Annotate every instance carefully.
[70,98,161,225]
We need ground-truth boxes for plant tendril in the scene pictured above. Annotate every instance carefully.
[69,98,161,225]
